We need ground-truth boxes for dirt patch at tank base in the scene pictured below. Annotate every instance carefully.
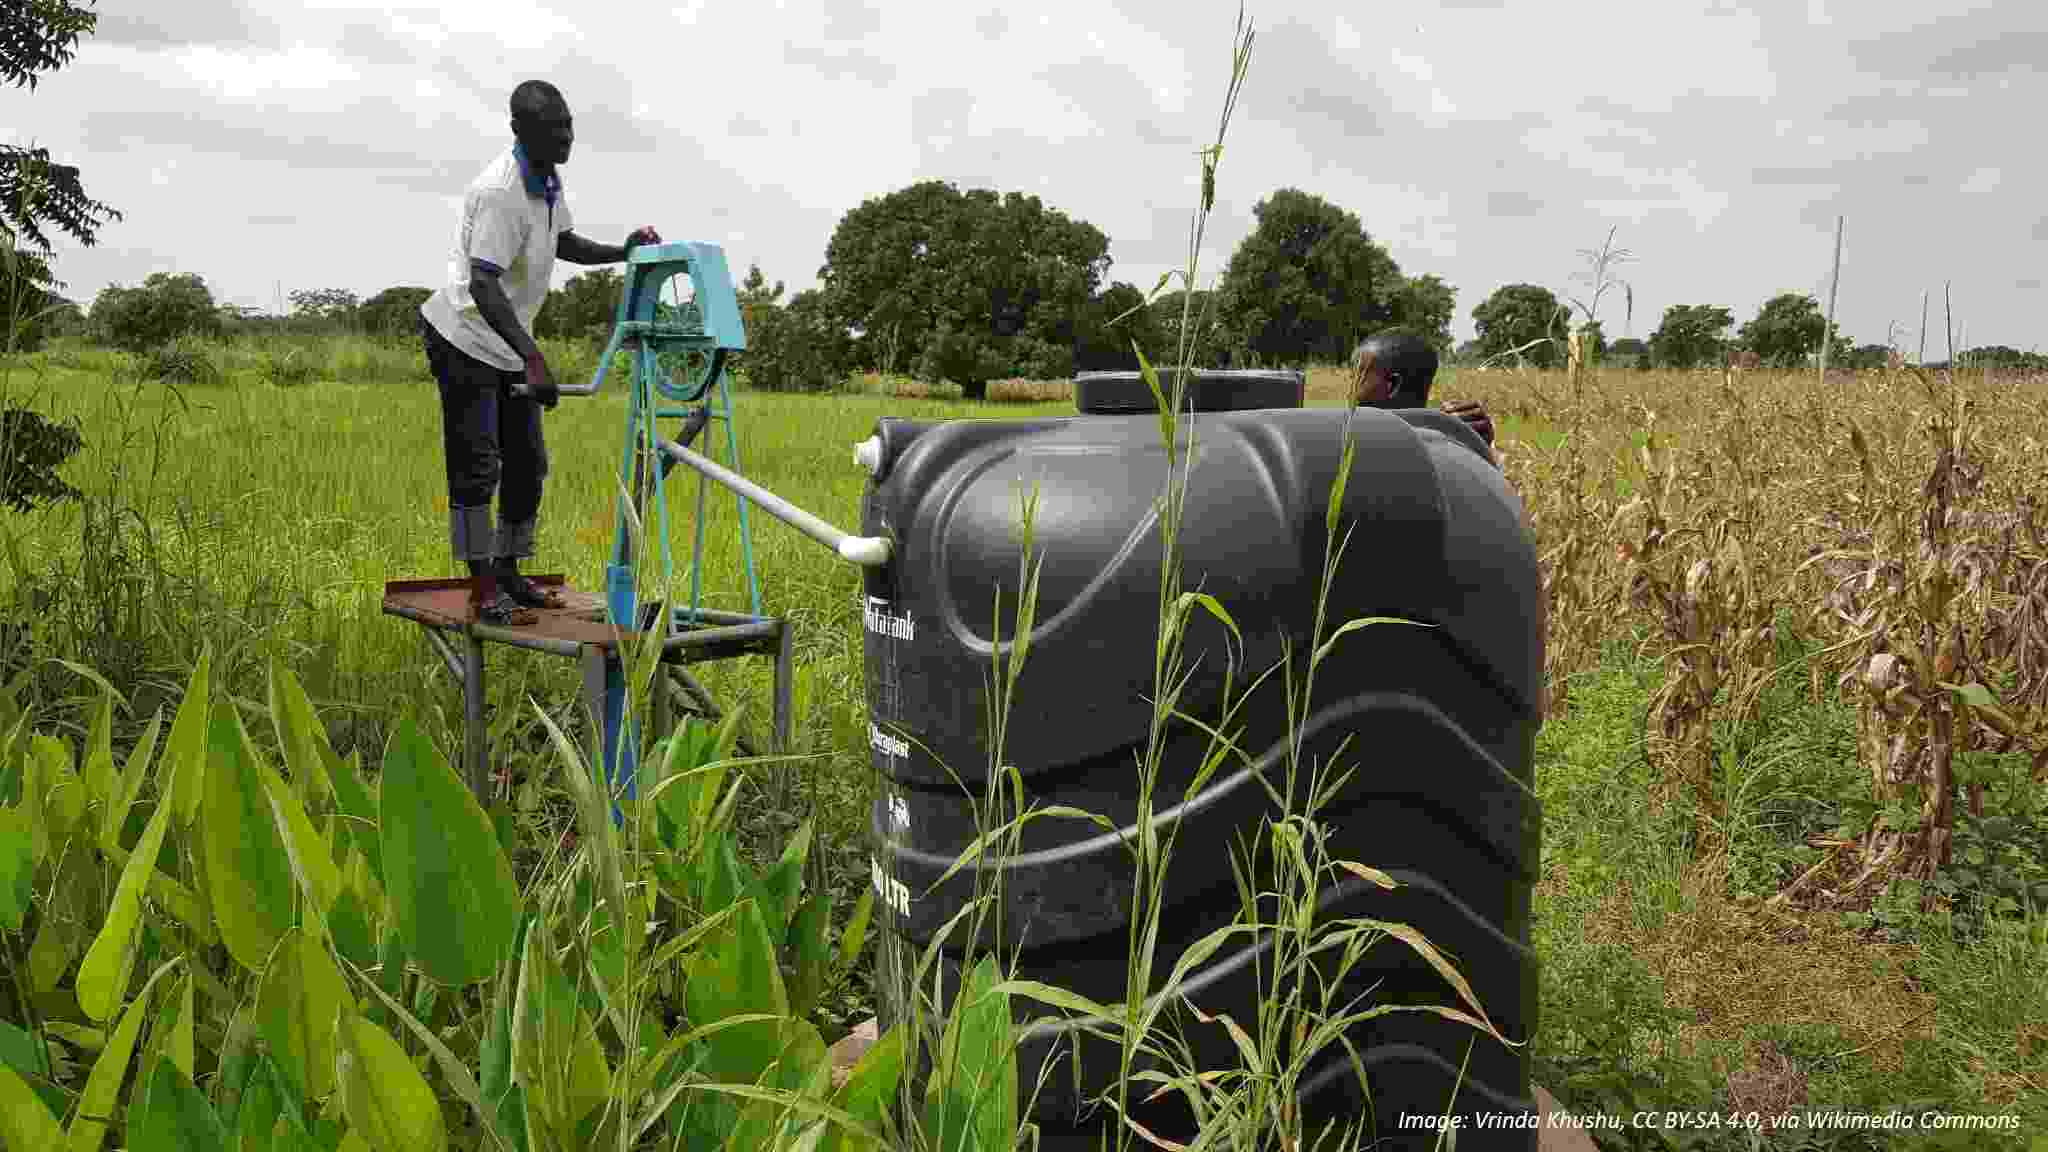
[1580,875,1940,1094]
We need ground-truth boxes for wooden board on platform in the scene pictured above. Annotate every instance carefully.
[381,575,637,649]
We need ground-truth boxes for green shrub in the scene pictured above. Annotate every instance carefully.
[142,335,221,385]
[89,272,222,352]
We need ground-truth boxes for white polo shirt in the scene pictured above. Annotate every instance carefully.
[420,144,573,372]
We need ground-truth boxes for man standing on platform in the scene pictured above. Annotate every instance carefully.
[419,78,662,625]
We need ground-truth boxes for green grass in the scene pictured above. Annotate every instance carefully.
[3,336,2045,1146]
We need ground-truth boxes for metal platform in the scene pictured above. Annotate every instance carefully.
[382,574,791,801]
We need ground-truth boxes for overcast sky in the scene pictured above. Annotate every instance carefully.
[7,0,2043,351]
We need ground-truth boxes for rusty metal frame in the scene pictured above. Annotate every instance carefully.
[382,574,792,801]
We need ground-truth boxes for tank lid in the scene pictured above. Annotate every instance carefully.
[1073,368,1305,415]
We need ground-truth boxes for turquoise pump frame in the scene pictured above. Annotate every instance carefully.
[566,241,757,816]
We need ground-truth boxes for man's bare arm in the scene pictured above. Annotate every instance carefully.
[469,268,542,362]
[557,230,626,265]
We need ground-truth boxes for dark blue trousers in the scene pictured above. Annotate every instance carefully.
[421,317,548,563]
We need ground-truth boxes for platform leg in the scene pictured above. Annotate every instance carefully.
[773,622,794,755]
[771,620,795,807]
[579,644,629,829]
[652,654,674,748]
[463,632,489,800]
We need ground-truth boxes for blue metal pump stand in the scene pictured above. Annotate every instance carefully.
[383,241,891,820]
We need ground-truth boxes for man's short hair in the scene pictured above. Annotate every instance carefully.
[510,80,566,126]
[1356,328,1439,406]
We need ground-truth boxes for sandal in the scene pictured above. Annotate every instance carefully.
[475,591,540,626]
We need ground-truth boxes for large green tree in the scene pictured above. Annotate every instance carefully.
[534,267,623,342]
[89,273,220,351]
[1471,283,1567,368]
[1646,304,1733,369]
[1738,293,1838,369]
[288,287,361,331]
[358,285,433,338]
[1214,188,1403,365]
[1074,280,1162,371]
[817,180,1110,398]
[1389,273,1457,352]
[3,0,122,348]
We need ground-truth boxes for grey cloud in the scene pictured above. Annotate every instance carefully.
[1252,19,1384,139]
[727,113,771,138]
[92,2,277,48]
[1036,57,1185,150]
[1845,7,2048,82]
[1485,188,1543,218]
[910,88,974,142]
[76,93,520,197]
[976,10,1010,41]
[821,4,883,42]
[782,44,896,89]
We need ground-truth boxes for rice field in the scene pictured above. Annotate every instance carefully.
[2,335,2045,1141]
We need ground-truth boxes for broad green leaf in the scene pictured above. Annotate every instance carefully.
[43,1022,103,1052]
[63,955,180,1152]
[132,1056,229,1152]
[82,688,115,819]
[378,716,519,988]
[0,807,30,932]
[163,647,213,825]
[371,927,404,1034]
[201,705,295,974]
[686,895,791,1089]
[333,1014,447,1152]
[43,777,85,867]
[260,762,343,942]
[0,1018,48,1085]
[925,955,1015,1152]
[232,1058,283,1152]
[163,971,196,1079]
[837,886,872,971]
[786,891,832,1018]
[30,733,81,859]
[726,1021,830,1152]
[509,920,610,1141]
[93,822,214,949]
[258,927,350,1106]
[762,819,812,933]
[329,889,374,977]
[819,1025,905,1152]
[75,789,175,1022]
[327,750,378,886]
[269,659,335,810]
[0,1060,63,1152]
[109,706,165,847]
[477,920,524,1107]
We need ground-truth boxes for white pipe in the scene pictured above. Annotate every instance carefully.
[657,440,892,568]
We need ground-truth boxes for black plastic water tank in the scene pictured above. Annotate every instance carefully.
[857,375,1543,1148]
[1073,367,1305,414]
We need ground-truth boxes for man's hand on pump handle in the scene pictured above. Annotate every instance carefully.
[520,226,663,410]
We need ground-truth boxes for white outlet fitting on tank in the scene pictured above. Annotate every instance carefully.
[838,535,892,566]
[854,435,884,476]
